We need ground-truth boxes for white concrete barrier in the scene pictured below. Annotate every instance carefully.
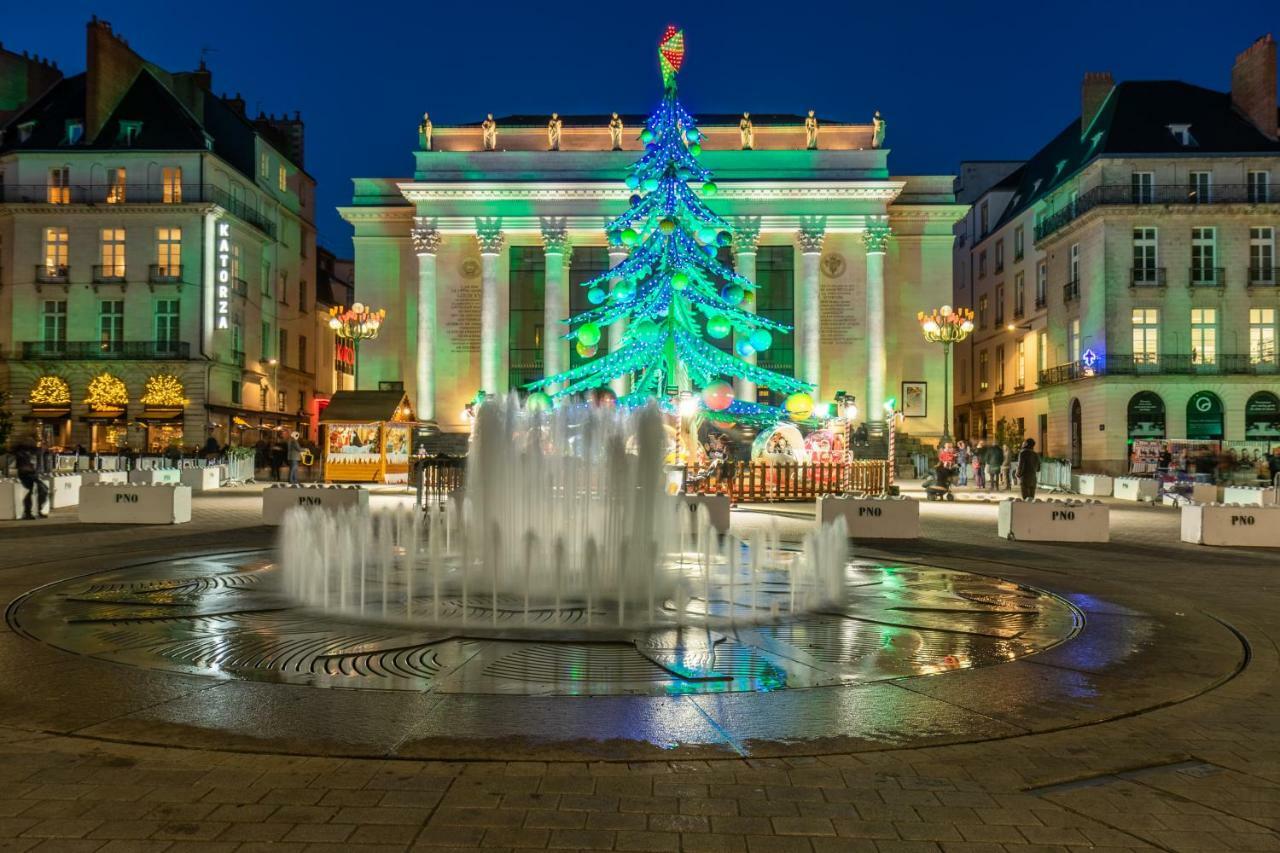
[681,493,730,533]
[0,479,31,519]
[1114,477,1159,502]
[1181,504,1280,547]
[998,499,1110,542]
[1191,483,1221,504]
[1221,486,1277,507]
[79,485,192,524]
[128,468,180,486]
[82,471,128,486]
[1073,474,1114,497]
[818,495,920,539]
[45,474,82,508]
[263,484,369,525]
[180,467,222,492]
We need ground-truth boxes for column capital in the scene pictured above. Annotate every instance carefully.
[796,227,826,254]
[732,216,761,254]
[607,244,631,261]
[411,218,441,256]
[475,217,504,255]
[862,217,892,254]
[540,217,571,254]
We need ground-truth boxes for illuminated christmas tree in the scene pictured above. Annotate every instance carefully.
[528,26,812,423]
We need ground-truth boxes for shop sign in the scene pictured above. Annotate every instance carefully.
[1245,392,1280,439]
[1186,391,1224,440]
[215,221,231,330]
[1126,391,1165,438]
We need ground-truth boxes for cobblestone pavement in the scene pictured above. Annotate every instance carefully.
[0,484,1276,852]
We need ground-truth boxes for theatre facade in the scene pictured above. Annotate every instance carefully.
[341,113,965,435]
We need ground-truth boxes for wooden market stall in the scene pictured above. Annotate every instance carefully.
[319,390,419,483]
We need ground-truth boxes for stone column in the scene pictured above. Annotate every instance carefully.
[411,219,441,421]
[732,218,761,402]
[540,220,571,389]
[608,246,630,396]
[475,222,504,398]
[863,218,892,429]
[796,224,826,396]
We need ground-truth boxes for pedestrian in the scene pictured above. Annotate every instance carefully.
[269,439,286,482]
[1016,438,1041,500]
[999,444,1012,492]
[12,434,50,520]
[984,441,1003,490]
[287,432,303,485]
[938,442,956,469]
[973,440,987,489]
[955,440,969,486]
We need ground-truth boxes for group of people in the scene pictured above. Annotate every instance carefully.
[936,438,1041,499]
[253,433,306,484]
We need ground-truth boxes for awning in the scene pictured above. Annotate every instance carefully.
[142,407,185,421]
[27,407,70,418]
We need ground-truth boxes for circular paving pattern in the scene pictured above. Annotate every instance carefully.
[10,550,1081,696]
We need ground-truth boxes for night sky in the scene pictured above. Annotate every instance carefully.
[5,0,1276,258]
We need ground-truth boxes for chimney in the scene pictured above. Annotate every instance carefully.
[1081,71,1114,136]
[224,91,246,117]
[1232,34,1277,140]
[190,58,212,91]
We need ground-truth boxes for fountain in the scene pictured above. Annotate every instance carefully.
[279,397,848,631]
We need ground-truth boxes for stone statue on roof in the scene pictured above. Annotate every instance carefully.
[418,113,432,151]
[481,114,497,151]
[609,113,623,150]
[872,110,886,149]
[548,113,562,151]
[805,110,818,150]
[739,112,753,150]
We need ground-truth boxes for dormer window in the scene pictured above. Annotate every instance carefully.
[1167,124,1196,147]
[18,121,36,143]
[64,121,84,146]
[117,120,143,146]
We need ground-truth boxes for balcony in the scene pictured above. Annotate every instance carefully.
[92,264,127,284]
[1130,267,1166,287]
[19,340,191,360]
[0,183,277,239]
[1013,306,1026,320]
[1063,279,1080,302]
[232,277,249,296]
[148,264,184,284]
[1038,352,1279,385]
[35,264,69,284]
[1249,265,1276,287]
[1035,183,1279,241]
[1034,294,1047,309]
[1189,267,1225,287]
[231,350,247,367]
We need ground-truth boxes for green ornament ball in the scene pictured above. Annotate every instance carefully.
[671,271,690,290]
[587,287,607,305]
[689,142,702,156]
[642,177,660,191]
[526,391,552,412]
[749,329,773,352]
[624,175,640,190]
[613,281,634,301]
[697,227,718,244]
[640,128,654,143]
[575,341,597,358]
[702,181,718,195]
[576,322,601,347]
[633,319,659,339]
[620,228,639,246]
[707,315,731,339]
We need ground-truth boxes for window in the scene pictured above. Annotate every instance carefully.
[278,271,288,304]
[1069,243,1080,284]
[994,285,1005,326]
[1035,261,1047,307]
[259,152,269,178]
[1250,309,1276,364]
[99,300,124,352]
[42,227,69,275]
[106,167,126,203]
[979,201,989,236]
[155,299,180,351]
[17,121,36,143]
[1069,189,1078,217]
[1191,308,1216,365]
[1189,170,1211,204]
[117,120,142,145]
[41,300,67,352]
[1131,171,1154,204]
[279,329,288,367]
[753,246,796,397]
[1132,227,1158,284]
[161,167,182,203]
[298,280,308,313]
[1191,227,1217,283]
[978,349,989,391]
[261,260,271,295]
[231,379,242,406]
[277,165,287,192]
[47,167,70,204]
[64,121,83,145]
[277,390,286,412]
[1069,318,1081,363]
[231,244,243,289]
[1013,226,1024,261]
[978,294,988,328]
[99,228,126,279]
[261,321,272,360]
[232,324,243,358]
[1132,308,1159,365]
[1015,339,1026,388]
[978,250,987,278]
[1248,171,1270,203]
[994,239,1004,273]
[1037,330,1048,373]
[1014,272,1025,316]
[569,247,613,368]
[1250,227,1274,284]
[156,227,181,277]
[995,345,1006,392]
[298,336,308,372]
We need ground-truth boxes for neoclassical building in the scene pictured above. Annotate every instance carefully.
[342,113,965,435]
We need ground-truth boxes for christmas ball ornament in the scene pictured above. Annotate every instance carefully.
[576,341,597,358]
[620,228,639,246]
[576,322,601,347]
[526,391,552,412]
[695,227,715,244]
[642,177,660,191]
[736,340,756,358]
[685,129,700,143]
[633,319,659,339]
[613,280,634,301]
[625,175,640,190]
[630,194,642,206]
[587,287,607,305]
[671,271,690,290]
[701,381,735,411]
[659,217,676,233]
[640,128,654,143]
[704,244,718,257]
[748,329,773,352]
[689,142,702,156]
[722,284,744,305]
[702,181,718,195]
[677,169,692,181]
[707,315,731,339]
[785,392,814,421]
[716,230,731,247]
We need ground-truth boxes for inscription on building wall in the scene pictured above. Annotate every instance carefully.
[443,257,482,354]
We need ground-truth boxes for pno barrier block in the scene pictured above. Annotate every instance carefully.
[128,468,181,485]
[82,471,128,486]
[1113,477,1159,502]
[1181,504,1280,547]
[1073,474,1114,497]
[998,499,1110,542]
[179,467,222,492]
[681,493,730,533]
[1221,486,1278,506]
[45,473,82,508]
[79,485,192,524]
[817,495,920,539]
[263,484,369,525]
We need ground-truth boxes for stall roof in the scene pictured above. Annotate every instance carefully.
[319,390,413,423]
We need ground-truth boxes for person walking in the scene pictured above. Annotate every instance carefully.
[973,440,987,489]
[13,435,49,520]
[286,432,303,485]
[269,438,287,482]
[984,441,1003,491]
[1016,438,1041,499]
[955,441,970,487]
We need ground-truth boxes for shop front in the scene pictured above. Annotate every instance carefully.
[320,390,418,484]
[26,375,72,448]
[139,374,189,452]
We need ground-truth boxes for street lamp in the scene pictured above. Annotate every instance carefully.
[329,302,386,388]
[918,305,975,445]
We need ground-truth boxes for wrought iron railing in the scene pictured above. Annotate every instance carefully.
[1130,267,1166,287]
[1036,183,1279,241]
[1189,266,1225,287]
[35,264,69,283]
[148,264,183,283]
[92,264,127,283]
[1038,352,1280,385]
[1248,265,1276,286]
[18,340,191,360]
[1063,279,1080,302]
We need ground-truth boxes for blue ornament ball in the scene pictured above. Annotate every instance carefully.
[587,287,607,305]
[748,329,772,352]
[716,231,731,247]
[624,175,640,190]
[722,284,744,305]
[736,340,756,358]
[630,194,642,206]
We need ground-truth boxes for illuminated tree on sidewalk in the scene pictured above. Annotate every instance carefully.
[528,26,812,424]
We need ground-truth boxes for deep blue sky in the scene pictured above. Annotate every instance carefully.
[5,1,1276,257]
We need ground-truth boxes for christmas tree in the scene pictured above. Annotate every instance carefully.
[527,26,812,424]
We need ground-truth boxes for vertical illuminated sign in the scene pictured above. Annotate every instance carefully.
[215,221,231,330]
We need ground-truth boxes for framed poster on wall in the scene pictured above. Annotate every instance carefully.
[901,381,927,418]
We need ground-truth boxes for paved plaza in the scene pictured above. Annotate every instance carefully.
[0,485,1276,852]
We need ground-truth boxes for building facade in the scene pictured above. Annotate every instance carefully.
[0,19,323,452]
[343,112,965,436]
[954,36,1280,473]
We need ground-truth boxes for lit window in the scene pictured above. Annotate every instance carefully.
[155,227,182,278]
[162,167,182,203]
[1037,330,1048,373]
[47,167,70,204]
[1250,309,1276,364]
[1250,227,1274,284]
[106,167,126,204]
[1015,339,1026,388]
[42,227,69,276]
[1131,308,1159,365]
[99,228,126,279]
[978,350,989,391]
[1191,308,1217,365]
[1069,319,1081,363]
[277,165,287,192]
[64,121,84,145]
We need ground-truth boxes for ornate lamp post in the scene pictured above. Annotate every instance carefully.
[329,303,386,389]
[918,305,975,446]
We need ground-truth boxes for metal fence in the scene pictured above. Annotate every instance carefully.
[1040,458,1074,491]
[683,460,887,502]
[415,456,467,506]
